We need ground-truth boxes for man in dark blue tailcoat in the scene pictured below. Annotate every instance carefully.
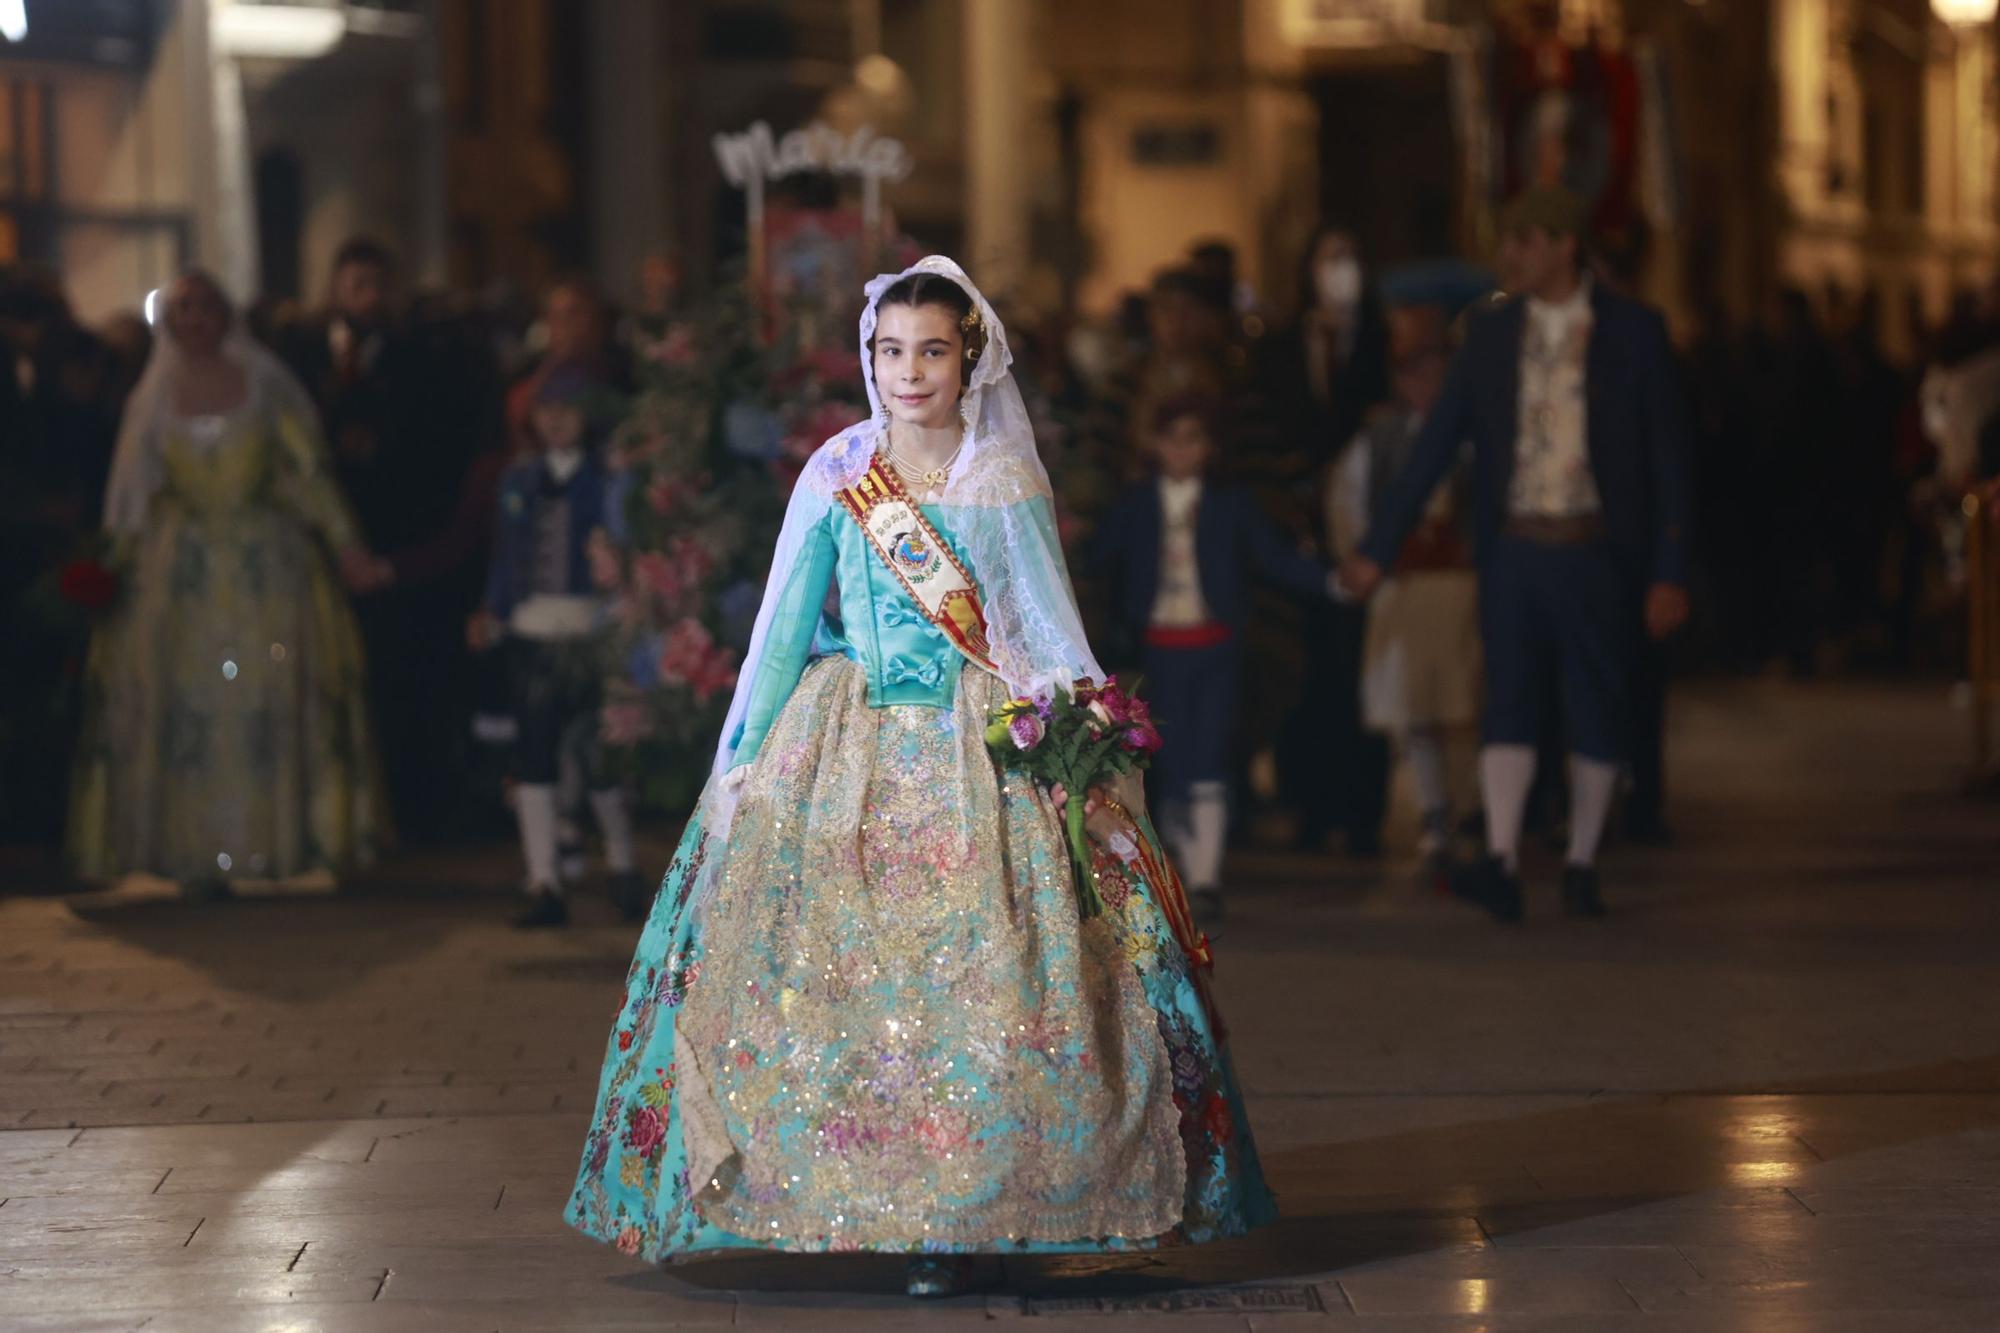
[1339,187,1693,920]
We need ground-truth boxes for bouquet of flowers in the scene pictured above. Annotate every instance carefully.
[57,557,120,614]
[985,676,1163,919]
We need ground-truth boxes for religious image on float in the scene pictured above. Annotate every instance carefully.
[565,257,1275,1286]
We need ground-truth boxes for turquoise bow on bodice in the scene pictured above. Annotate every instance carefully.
[885,654,946,689]
[875,597,931,630]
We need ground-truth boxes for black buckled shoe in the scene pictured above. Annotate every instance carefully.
[1450,855,1525,924]
[1561,865,1607,918]
[905,1255,974,1298]
[513,887,569,929]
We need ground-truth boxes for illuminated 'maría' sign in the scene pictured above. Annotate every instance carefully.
[712,121,913,192]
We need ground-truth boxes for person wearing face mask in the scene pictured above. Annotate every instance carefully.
[1266,226,1393,857]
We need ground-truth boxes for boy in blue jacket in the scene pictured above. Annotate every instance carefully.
[1091,395,1340,922]
[470,369,641,927]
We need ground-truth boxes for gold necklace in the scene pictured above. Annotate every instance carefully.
[885,429,965,492]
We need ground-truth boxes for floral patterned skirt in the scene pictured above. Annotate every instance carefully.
[67,505,381,882]
[565,655,1274,1259]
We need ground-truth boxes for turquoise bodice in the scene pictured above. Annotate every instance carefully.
[730,503,981,769]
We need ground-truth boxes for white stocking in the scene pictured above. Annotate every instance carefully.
[1479,744,1537,872]
[1566,756,1619,869]
[516,783,562,894]
[1405,725,1452,823]
[589,787,636,874]
[1184,781,1229,892]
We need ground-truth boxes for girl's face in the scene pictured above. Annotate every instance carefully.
[532,401,585,453]
[165,276,229,357]
[871,302,965,431]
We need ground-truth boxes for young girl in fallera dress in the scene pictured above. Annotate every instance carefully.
[566,257,1274,1297]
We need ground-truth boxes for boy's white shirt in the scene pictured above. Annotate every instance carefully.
[507,446,599,639]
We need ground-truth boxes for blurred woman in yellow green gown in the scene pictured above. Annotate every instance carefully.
[68,270,385,892]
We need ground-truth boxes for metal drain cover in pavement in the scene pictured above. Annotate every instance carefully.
[1024,1284,1326,1316]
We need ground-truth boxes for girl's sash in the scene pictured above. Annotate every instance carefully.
[834,458,998,676]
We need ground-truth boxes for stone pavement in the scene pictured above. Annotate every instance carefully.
[3,680,1999,1331]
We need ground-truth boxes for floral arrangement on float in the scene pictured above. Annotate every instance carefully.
[597,236,920,813]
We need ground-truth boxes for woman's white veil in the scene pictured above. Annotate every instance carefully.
[102,288,321,534]
[701,255,1104,835]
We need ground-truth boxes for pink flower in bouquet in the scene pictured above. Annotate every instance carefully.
[587,529,622,589]
[1094,678,1140,724]
[1007,711,1046,750]
[1123,719,1164,754]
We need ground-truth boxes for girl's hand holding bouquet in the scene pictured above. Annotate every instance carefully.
[985,677,1162,919]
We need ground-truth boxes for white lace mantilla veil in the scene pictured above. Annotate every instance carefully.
[102,297,323,535]
[700,255,1106,838]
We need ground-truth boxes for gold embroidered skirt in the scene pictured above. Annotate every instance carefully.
[674,654,1185,1247]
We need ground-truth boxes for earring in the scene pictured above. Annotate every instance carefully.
[959,399,972,431]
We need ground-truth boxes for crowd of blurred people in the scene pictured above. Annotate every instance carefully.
[1,208,1992,902]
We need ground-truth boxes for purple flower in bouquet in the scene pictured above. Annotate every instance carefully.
[1124,719,1164,754]
[1007,711,1045,750]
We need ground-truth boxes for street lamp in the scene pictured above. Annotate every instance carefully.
[1934,0,1999,27]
